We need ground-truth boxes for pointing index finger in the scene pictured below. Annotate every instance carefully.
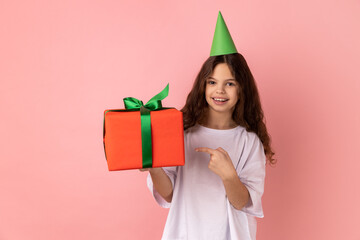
[195,147,215,155]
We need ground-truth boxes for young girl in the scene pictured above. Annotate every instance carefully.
[142,12,275,240]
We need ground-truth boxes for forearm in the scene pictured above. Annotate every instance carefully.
[222,171,250,210]
[149,168,173,203]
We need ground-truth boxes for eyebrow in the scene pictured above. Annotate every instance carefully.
[208,77,236,81]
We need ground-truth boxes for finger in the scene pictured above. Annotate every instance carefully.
[139,168,151,172]
[195,147,216,155]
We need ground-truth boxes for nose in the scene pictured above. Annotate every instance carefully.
[216,84,225,94]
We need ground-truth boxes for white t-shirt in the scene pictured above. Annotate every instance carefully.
[147,123,266,240]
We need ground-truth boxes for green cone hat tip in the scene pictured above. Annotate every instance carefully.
[210,11,238,57]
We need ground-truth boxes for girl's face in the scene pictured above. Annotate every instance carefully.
[205,63,239,115]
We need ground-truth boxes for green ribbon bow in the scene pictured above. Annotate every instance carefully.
[103,84,170,168]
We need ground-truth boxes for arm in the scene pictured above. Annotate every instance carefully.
[221,170,250,210]
[147,168,174,203]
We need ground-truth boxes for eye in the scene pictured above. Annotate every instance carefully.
[207,80,216,85]
[227,82,236,86]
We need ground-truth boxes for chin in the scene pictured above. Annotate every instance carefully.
[209,106,232,113]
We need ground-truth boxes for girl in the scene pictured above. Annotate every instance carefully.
[142,12,275,240]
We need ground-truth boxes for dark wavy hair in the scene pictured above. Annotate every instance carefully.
[181,53,276,165]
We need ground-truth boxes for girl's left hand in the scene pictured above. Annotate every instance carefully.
[195,147,237,180]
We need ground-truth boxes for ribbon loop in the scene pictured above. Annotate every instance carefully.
[145,100,162,111]
[123,97,144,109]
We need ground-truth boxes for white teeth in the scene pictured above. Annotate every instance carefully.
[213,98,228,102]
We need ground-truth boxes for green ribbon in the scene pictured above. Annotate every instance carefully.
[103,84,170,168]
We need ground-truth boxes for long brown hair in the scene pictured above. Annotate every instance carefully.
[181,53,276,165]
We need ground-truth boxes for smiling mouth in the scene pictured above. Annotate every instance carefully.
[212,97,229,102]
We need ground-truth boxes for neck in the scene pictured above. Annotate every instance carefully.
[198,108,238,130]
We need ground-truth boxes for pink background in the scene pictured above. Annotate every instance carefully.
[1,0,359,239]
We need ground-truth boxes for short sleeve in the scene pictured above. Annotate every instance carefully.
[237,135,266,218]
[147,166,178,208]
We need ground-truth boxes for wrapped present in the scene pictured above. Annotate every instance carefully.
[103,84,185,170]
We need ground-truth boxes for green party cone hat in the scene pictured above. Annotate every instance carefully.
[210,11,238,56]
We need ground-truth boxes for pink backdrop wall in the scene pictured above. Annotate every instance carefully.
[1,0,359,239]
